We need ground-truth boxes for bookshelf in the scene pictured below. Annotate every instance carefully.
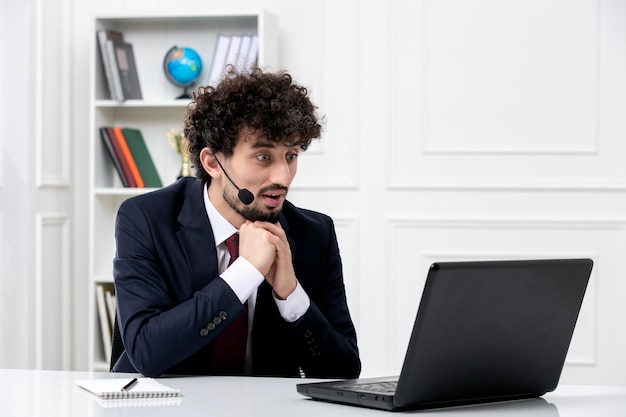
[88,12,278,371]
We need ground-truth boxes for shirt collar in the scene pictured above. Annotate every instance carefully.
[203,183,238,247]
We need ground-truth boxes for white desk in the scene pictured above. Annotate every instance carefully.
[2,368,625,416]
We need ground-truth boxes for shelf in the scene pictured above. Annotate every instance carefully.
[94,99,191,108]
[94,187,161,196]
[88,11,278,371]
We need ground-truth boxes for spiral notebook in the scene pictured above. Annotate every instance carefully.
[75,377,182,400]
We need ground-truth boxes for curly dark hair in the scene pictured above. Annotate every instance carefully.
[183,66,323,183]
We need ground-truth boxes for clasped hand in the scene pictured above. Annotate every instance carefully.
[239,221,296,299]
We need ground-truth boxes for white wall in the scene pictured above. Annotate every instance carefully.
[0,0,32,370]
[1,0,624,385]
[0,0,73,370]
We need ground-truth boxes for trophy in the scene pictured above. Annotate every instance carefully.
[167,129,193,178]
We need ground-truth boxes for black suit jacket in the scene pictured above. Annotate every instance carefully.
[111,177,360,378]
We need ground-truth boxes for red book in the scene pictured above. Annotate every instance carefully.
[101,127,135,187]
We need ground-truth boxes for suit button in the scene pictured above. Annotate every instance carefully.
[304,330,313,338]
[219,311,228,320]
[207,323,216,330]
[200,328,209,336]
[213,317,222,325]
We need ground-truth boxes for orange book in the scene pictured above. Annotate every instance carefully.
[104,127,136,187]
[113,127,144,187]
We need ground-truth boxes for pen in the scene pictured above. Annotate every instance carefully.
[121,377,138,392]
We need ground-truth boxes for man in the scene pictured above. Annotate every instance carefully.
[111,68,361,378]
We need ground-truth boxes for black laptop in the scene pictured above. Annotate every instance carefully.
[297,258,593,411]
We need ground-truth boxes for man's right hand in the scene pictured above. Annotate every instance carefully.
[238,221,276,276]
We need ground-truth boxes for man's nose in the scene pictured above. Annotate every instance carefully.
[269,159,293,185]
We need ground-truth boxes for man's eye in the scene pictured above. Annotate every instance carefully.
[256,154,270,161]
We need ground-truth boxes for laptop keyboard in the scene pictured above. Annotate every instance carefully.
[336,380,398,394]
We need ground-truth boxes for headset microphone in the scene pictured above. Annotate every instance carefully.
[211,153,255,205]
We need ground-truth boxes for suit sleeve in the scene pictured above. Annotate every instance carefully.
[113,197,244,377]
[289,217,361,379]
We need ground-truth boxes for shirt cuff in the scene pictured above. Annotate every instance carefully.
[220,257,264,304]
[274,281,310,322]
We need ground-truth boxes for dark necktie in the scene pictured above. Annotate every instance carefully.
[211,233,248,374]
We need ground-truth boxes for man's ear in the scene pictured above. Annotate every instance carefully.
[199,147,220,177]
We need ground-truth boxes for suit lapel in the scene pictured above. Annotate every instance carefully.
[175,179,219,287]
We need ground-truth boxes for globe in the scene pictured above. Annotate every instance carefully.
[163,46,203,99]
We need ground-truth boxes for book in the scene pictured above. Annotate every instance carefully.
[106,127,137,187]
[75,378,182,400]
[112,127,144,187]
[112,39,143,100]
[206,34,231,86]
[105,288,116,330]
[224,34,243,72]
[242,34,259,72]
[237,34,252,71]
[98,126,135,187]
[95,284,112,358]
[96,29,125,101]
[121,128,162,187]
[98,127,128,187]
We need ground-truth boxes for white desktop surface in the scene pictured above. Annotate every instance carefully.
[2,368,625,416]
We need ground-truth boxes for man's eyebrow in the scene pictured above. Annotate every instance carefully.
[249,140,277,149]
[249,140,300,150]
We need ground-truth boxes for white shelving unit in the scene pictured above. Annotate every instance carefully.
[88,11,278,371]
